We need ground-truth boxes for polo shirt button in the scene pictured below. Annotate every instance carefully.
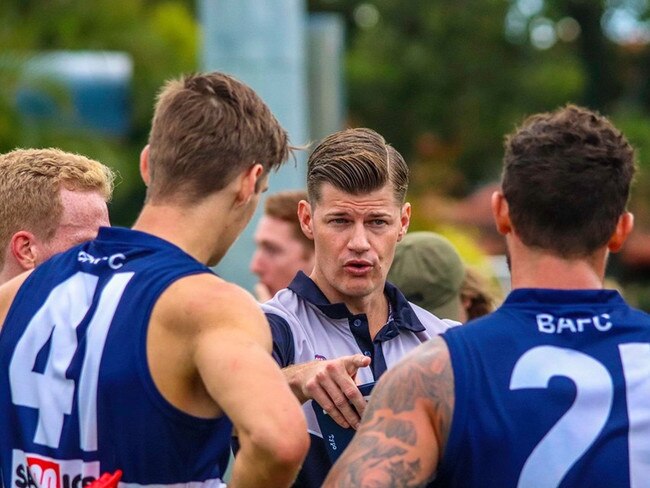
[363,351,371,356]
[353,319,362,327]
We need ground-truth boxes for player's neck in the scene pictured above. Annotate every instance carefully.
[509,245,607,290]
[0,269,16,287]
[349,295,390,339]
[0,256,26,287]
[132,197,235,266]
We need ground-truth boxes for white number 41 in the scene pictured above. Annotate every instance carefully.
[9,271,133,451]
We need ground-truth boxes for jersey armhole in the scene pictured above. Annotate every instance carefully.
[435,332,469,480]
[266,313,295,368]
[0,265,73,344]
[135,269,226,426]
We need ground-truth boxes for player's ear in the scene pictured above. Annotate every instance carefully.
[608,211,634,253]
[252,165,268,195]
[298,199,314,240]
[397,202,411,242]
[236,163,264,205]
[10,231,37,271]
[491,191,512,235]
[139,145,151,186]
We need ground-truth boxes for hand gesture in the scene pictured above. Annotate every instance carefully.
[292,354,371,429]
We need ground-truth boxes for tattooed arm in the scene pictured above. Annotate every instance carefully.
[323,337,454,488]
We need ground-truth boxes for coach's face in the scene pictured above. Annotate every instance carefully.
[298,182,410,307]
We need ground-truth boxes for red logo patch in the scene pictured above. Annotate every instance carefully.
[26,456,61,488]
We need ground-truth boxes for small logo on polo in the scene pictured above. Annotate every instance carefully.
[328,434,337,450]
[314,354,327,361]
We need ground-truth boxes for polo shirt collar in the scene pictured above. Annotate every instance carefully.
[287,271,425,333]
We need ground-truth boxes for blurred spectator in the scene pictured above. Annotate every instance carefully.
[388,231,466,322]
[460,266,499,321]
[250,190,315,301]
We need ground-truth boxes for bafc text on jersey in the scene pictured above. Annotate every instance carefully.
[536,313,613,334]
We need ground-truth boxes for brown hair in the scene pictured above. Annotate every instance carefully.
[306,128,409,205]
[0,147,114,267]
[503,104,636,257]
[147,72,290,204]
[264,190,313,253]
[460,267,498,321]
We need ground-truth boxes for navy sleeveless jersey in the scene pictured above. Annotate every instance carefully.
[435,289,650,488]
[0,227,232,488]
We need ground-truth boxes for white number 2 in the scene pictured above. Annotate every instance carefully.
[510,344,650,488]
[9,271,133,451]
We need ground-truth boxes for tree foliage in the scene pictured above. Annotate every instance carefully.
[310,0,650,191]
[0,0,198,226]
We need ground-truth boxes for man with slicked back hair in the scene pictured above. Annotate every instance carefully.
[262,128,457,487]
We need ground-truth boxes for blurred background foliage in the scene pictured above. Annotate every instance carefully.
[0,0,198,225]
[310,0,650,188]
[2,0,650,305]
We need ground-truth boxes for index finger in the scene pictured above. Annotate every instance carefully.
[336,374,367,423]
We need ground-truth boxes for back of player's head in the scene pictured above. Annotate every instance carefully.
[0,147,114,267]
[502,104,636,257]
[264,190,313,253]
[146,71,290,204]
[306,128,409,205]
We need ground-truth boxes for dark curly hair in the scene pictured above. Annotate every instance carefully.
[502,104,636,257]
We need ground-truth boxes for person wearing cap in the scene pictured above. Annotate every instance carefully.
[388,231,466,322]
[261,128,459,488]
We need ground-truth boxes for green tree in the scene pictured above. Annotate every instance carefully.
[310,0,586,189]
[0,0,198,226]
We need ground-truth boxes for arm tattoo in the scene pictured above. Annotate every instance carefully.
[325,338,454,487]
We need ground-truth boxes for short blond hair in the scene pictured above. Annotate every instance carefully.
[0,148,115,267]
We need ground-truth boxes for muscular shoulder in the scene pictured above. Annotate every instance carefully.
[324,338,455,485]
[155,273,269,341]
[167,273,254,309]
